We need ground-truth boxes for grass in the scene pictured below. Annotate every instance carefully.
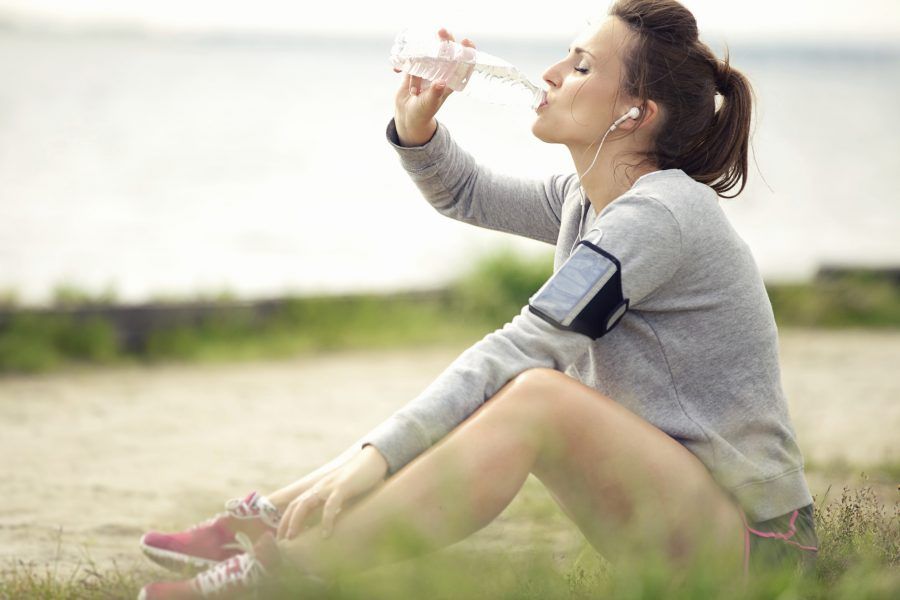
[1,469,897,599]
[0,251,897,375]
[0,293,492,374]
[766,270,900,329]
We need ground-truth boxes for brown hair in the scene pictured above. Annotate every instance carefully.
[608,0,755,198]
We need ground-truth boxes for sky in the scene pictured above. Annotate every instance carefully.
[1,0,899,45]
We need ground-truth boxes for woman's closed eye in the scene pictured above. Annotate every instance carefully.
[574,67,589,74]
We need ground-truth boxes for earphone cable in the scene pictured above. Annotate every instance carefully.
[571,125,615,255]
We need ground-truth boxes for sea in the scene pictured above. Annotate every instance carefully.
[1,29,898,306]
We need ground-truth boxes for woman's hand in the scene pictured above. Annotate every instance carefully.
[276,445,390,540]
[393,28,477,147]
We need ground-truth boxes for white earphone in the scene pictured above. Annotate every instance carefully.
[580,106,641,180]
[571,106,643,255]
[610,106,641,131]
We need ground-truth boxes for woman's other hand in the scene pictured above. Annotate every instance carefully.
[275,444,390,540]
[393,28,476,147]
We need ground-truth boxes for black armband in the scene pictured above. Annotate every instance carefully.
[527,229,629,339]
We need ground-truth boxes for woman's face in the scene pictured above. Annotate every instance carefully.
[532,16,636,147]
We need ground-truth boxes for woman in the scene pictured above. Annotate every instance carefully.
[138,1,818,597]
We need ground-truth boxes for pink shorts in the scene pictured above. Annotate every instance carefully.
[737,503,819,582]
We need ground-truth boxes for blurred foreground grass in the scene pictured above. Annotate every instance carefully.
[0,250,897,374]
[2,468,896,599]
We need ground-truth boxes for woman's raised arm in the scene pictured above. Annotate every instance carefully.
[390,28,567,245]
[387,117,570,245]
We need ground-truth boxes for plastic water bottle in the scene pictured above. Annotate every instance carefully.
[389,28,547,111]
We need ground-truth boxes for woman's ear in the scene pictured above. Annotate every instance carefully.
[620,99,660,131]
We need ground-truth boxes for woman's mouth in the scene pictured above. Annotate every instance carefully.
[533,89,549,112]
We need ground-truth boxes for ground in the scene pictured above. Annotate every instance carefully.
[1,327,897,575]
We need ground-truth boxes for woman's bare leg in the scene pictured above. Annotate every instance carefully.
[527,369,746,581]
[275,373,550,580]
[275,368,746,585]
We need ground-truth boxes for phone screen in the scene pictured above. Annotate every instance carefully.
[529,242,618,327]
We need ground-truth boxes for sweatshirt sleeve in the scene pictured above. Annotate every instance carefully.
[591,194,684,308]
[386,117,570,246]
[358,303,595,476]
[357,193,685,477]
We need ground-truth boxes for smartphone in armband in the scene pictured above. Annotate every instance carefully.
[527,228,629,339]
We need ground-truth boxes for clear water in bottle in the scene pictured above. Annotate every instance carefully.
[389,28,547,111]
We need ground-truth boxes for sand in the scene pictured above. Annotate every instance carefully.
[1,327,898,575]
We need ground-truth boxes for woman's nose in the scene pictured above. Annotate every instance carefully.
[542,67,559,90]
[542,62,561,89]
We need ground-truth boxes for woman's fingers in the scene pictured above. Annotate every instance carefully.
[319,492,344,539]
[274,487,345,540]
[439,29,476,48]
[399,29,475,97]
[275,489,345,540]
[275,502,294,539]
[410,74,422,95]
[400,72,410,92]
[281,488,323,540]
[438,28,476,48]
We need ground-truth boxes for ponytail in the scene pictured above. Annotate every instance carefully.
[609,0,756,198]
[693,48,753,197]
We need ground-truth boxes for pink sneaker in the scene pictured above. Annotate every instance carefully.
[138,531,280,600]
[140,491,281,571]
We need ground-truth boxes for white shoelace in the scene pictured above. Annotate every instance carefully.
[224,493,259,518]
[193,532,267,597]
[188,492,282,531]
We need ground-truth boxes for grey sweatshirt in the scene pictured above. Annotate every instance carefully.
[349,116,814,523]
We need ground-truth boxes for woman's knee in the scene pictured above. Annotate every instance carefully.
[480,368,577,460]
[507,368,590,411]
[487,368,567,421]
[509,367,565,390]
[507,369,614,474]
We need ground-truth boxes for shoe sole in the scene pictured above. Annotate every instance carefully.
[139,535,220,572]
